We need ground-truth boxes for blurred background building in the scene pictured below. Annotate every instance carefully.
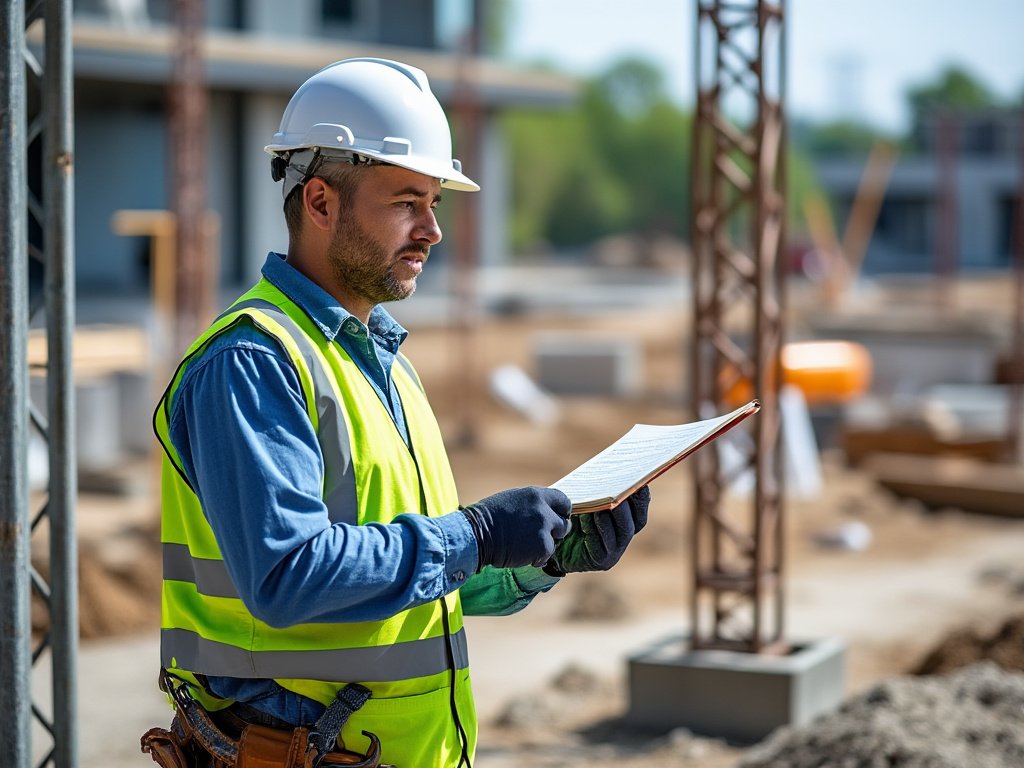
[817,106,1022,274]
[45,0,575,295]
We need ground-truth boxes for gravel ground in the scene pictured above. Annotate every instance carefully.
[738,662,1024,768]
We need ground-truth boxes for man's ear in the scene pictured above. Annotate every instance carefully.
[302,177,336,233]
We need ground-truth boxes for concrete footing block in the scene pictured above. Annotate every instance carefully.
[626,634,846,744]
[533,334,641,397]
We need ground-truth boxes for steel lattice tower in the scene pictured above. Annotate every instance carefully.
[1,1,77,766]
[690,0,787,653]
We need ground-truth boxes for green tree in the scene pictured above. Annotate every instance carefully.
[907,65,998,116]
[504,57,828,252]
[480,0,511,56]
[796,118,894,157]
[503,105,595,250]
[583,60,692,241]
[504,58,692,250]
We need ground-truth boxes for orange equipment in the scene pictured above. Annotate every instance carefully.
[723,340,872,408]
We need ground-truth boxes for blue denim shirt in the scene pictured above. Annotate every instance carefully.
[167,252,557,724]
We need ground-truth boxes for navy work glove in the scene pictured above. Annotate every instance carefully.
[543,485,650,576]
[461,486,573,571]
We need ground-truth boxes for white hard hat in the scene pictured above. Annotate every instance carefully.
[266,58,479,199]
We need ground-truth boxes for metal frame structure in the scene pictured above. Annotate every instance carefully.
[450,0,484,449]
[1008,108,1024,462]
[690,0,787,653]
[935,110,958,310]
[169,0,212,361]
[1,0,77,766]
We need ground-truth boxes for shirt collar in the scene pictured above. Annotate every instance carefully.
[260,252,408,353]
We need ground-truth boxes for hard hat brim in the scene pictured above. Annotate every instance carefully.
[265,143,479,193]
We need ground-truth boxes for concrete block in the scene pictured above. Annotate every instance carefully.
[76,376,123,471]
[33,374,124,472]
[533,334,641,397]
[117,370,154,456]
[626,635,846,744]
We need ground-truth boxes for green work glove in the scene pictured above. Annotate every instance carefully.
[543,485,650,576]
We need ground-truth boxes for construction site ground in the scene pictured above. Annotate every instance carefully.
[32,270,1024,767]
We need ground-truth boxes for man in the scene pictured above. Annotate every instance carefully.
[145,58,649,768]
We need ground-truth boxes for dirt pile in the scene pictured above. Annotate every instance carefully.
[31,519,161,640]
[911,614,1024,676]
[737,662,1024,768]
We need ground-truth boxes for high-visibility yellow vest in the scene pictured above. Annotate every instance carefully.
[154,278,476,766]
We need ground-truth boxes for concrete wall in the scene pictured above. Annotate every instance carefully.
[240,92,291,285]
[74,89,242,293]
[206,92,243,289]
[245,0,317,38]
[242,0,435,46]
[75,108,167,290]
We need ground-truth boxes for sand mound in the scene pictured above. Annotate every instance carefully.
[738,662,1024,768]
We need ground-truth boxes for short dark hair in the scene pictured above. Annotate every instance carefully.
[283,159,370,238]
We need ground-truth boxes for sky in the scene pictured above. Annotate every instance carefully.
[501,0,1024,133]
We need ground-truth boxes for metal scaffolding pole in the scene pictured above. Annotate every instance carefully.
[690,0,787,653]
[0,3,32,766]
[42,0,78,764]
[450,0,483,449]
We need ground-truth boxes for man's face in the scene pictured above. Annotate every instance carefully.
[326,165,443,308]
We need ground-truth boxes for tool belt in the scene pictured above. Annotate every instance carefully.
[142,669,388,768]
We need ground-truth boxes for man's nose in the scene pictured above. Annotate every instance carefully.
[415,209,442,245]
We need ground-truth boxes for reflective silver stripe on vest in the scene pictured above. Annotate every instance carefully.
[163,542,239,599]
[161,626,470,682]
[227,298,357,525]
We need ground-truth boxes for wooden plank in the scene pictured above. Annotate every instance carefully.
[863,452,1024,518]
[28,325,150,379]
[842,426,1005,466]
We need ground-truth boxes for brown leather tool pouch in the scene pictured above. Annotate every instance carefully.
[140,724,195,768]
[236,722,382,768]
[236,724,310,768]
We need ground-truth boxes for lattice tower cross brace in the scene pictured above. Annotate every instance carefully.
[689,0,787,654]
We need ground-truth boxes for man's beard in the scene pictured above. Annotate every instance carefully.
[327,214,428,306]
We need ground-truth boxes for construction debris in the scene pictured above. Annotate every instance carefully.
[812,520,873,551]
[488,364,561,426]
